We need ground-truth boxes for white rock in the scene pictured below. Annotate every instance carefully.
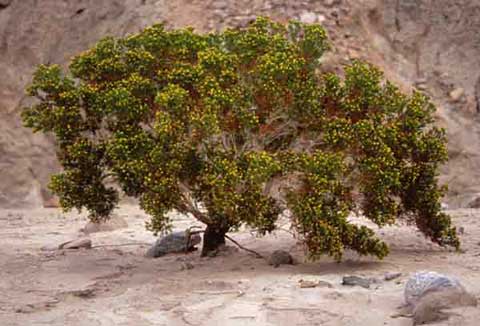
[324,0,338,7]
[449,87,464,101]
[299,12,318,24]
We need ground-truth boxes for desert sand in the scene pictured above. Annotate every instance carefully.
[1,206,479,326]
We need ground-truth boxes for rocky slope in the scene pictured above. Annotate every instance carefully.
[1,0,479,207]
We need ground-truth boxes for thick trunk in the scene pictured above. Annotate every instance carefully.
[201,225,228,257]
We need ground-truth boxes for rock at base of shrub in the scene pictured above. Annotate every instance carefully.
[145,231,202,258]
[268,250,294,267]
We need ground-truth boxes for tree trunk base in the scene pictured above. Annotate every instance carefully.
[201,225,227,257]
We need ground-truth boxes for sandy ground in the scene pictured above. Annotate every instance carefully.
[1,206,479,326]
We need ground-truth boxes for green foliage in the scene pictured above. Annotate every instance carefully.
[22,17,459,259]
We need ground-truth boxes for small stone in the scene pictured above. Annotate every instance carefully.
[59,238,92,250]
[40,244,59,252]
[416,83,428,91]
[441,202,449,210]
[324,0,337,7]
[347,49,360,59]
[458,226,465,235]
[15,304,35,314]
[385,272,402,281]
[211,0,227,9]
[299,280,318,288]
[415,77,428,85]
[449,88,464,102]
[69,289,96,298]
[299,11,318,24]
[268,250,293,267]
[180,262,195,270]
[299,279,333,288]
[342,275,370,288]
[467,196,480,208]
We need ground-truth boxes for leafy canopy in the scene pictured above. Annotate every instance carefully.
[22,17,459,260]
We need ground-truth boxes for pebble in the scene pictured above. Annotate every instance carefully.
[298,279,333,288]
[449,87,464,102]
[299,11,318,24]
[385,272,402,281]
[180,262,195,270]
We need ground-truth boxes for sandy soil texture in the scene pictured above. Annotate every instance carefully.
[1,206,479,326]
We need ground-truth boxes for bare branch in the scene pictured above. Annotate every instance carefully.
[225,234,265,259]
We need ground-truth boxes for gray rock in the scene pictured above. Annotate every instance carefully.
[268,250,293,267]
[385,272,402,281]
[59,238,92,249]
[342,275,370,288]
[145,231,201,258]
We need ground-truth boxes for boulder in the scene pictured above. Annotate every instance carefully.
[268,250,294,267]
[145,231,201,258]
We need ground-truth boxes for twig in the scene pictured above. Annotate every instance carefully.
[91,242,150,249]
[225,234,265,259]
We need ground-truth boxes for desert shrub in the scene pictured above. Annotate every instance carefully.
[22,17,459,259]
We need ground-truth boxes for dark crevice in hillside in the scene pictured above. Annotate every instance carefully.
[0,0,12,10]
